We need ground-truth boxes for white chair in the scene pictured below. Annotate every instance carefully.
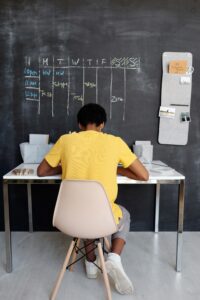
[50,180,118,300]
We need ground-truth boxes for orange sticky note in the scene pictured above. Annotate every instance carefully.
[169,60,188,74]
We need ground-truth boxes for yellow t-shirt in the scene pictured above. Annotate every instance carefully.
[45,131,137,224]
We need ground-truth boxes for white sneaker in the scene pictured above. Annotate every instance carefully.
[85,258,99,279]
[105,253,134,295]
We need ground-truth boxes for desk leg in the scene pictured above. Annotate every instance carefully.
[3,182,12,273]
[27,184,33,232]
[154,183,160,233]
[176,179,185,272]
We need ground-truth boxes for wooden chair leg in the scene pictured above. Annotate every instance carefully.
[69,238,81,272]
[97,242,112,300]
[104,237,111,252]
[50,239,75,300]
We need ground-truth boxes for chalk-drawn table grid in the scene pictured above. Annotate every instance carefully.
[24,56,140,120]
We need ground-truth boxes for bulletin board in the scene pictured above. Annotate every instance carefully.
[158,52,193,145]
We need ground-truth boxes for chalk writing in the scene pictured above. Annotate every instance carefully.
[24,56,141,120]
[73,95,84,102]
[42,69,51,76]
[84,82,96,88]
[53,81,68,88]
[24,68,38,77]
[55,70,65,76]
[25,79,38,88]
[25,90,39,99]
[25,56,140,69]
[40,90,52,98]
[111,57,140,69]
[111,96,124,103]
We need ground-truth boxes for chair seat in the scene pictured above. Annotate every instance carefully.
[50,180,116,300]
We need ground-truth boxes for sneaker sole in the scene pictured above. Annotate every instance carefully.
[85,257,100,279]
[86,273,98,279]
[105,260,134,295]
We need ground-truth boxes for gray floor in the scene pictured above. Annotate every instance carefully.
[0,232,200,300]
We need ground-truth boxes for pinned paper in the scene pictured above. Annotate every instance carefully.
[159,106,176,119]
[169,60,188,74]
[180,76,191,84]
[29,134,49,144]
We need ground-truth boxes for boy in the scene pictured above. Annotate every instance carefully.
[37,103,149,295]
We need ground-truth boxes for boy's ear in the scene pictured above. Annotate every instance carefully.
[78,123,84,130]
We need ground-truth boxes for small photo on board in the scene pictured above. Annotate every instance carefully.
[159,106,176,119]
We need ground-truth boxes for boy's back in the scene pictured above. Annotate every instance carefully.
[45,130,136,223]
[38,103,149,295]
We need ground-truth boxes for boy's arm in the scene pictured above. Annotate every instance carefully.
[117,159,149,181]
[37,159,62,177]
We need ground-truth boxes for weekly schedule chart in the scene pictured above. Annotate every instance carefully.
[24,56,140,120]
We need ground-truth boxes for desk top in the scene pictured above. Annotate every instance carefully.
[3,161,185,183]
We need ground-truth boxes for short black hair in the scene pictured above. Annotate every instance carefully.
[77,103,107,127]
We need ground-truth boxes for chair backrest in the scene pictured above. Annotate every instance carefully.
[53,180,118,239]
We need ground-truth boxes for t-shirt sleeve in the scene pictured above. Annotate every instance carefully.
[45,137,63,167]
[117,137,137,168]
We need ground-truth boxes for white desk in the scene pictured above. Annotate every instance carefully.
[3,161,185,273]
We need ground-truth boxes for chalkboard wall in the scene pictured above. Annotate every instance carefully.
[1,0,200,231]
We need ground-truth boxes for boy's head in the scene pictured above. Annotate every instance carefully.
[77,103,107,130]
